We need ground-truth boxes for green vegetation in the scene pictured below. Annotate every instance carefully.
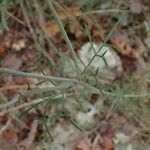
[0,0,149,143]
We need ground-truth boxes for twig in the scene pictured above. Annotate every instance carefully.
[46,0,81,78]
[79,81,150,98]
[0,67,76,82]
[19,0,55,67]
[75,9,129,17]
[32,0,61,56]
[7,11,26,27]
[0,67,150,100]
[0,95,60,116]
[82,13,126,74]
[0,94,21,109]
[0,118,11,135]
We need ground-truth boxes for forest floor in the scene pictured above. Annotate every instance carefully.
[0,0,150,150]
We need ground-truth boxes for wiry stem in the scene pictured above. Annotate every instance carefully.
[0,68,76,82]
[19,0,55,67]
[82,13,125,74]
[0,67,150,106]
[46,0,81,78]
[0,95,62,116]
[0,94,21,109]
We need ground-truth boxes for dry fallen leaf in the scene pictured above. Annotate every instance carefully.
[44,6,82,37]
[93,29,106,42]
[43,21,60,37]
[111,39,135,55]
[0,46,5,55]
[65,6,82,16]
[0,130,18,148]
[101,138,114,150]
[75,138,92,150]
[67,23,84,39]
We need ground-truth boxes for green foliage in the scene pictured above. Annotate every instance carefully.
[0,0,149,141]
[0,0,19,30]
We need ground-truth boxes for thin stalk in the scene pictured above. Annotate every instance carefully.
[82,13,125,74]
[32,0,62,56]
[24,82,76,97]
[52,0,83,31]
[79,81,150,98]
[43,102,53,140]
[0,85,69,109]
[19,0,55,67]
[46,0,81,78]
[76,9,129,17]
[0,94,21,109]
[0,67,76,82]
[0,94,62,116]
[0,68,150,99]
[1,0,9,31]
[0,5,26,27]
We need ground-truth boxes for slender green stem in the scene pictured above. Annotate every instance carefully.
[46,0,81,78]
[43,101,53,140]
[1,0,9,31]
[19,0,55,67]
[0,94,62,116]
[0,68,150,99]
[77,9,129,17]
[32,0,62,57]
[82,13,125,74]
[0,67,76,82]
[0,94,21,109]
[0,84,69,109]
[24,82,76,97]
[52,0,83,31]
[79,81,150,98]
